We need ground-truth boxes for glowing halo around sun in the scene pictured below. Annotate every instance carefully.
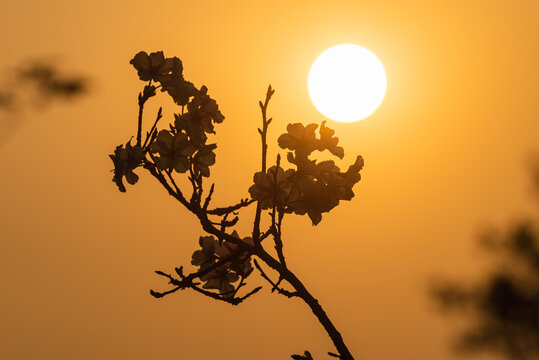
[308,44,387,123]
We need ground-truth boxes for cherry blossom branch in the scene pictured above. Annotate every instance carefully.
[116,71,356,359]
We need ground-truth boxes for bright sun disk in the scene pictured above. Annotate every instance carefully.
[308,44,387,123]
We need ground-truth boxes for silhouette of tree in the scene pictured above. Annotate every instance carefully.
[109,51,364,360]
[432,172,539,360]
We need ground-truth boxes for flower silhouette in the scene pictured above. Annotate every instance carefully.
[130,51,182,83]
[255,122,364,225]
[201,268,239,295]
[191,232,253,294]
[174,86,224,148]
[109,141,144,192]
[278,123,320,159]
[318,121,344,159]
[160,77,197,106]
[192,144,217,177]
[288,178,338,225]
[249,165,295,210]
[191,236,218,270]
[150,130,195,173]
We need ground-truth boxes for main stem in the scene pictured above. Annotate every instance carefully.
[255,248,355,360]
[292,275,354,360]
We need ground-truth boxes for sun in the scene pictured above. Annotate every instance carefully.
[308,44,387,123]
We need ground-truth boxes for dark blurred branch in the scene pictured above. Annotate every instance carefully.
[16,61,88,102]
[431,214,539,360]
[0,59,90,146]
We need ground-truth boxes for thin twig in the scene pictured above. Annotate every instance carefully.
[142,107,162,150]
[145,154,191,209]
[207,198,255,216]
[151,264,262,305]
[203,183,215,210]
[271,154,287,268]
[253,259,297,298]
[136,90,147,146]
[252,85,275,244]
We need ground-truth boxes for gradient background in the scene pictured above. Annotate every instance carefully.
[1,0,538,359]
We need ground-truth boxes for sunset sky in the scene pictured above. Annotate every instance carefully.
[1,1,539,359]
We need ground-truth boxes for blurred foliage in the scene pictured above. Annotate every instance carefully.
[0,59,88,110]
[0,58,89,146]
[432,174,539,360]
[17,61,88,103]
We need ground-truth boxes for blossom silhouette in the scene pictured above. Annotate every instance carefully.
[288,178,338,225]
[256,121,364,225]
[150,130,195,173]
[249,165,295,210]
[318,121,344,159]
[192,143,217,177]
[202,268,239,295]
[191,236,218,270]
[278,123,320,160]
[109,141,144,192]
[130,51,182,83]
[161,77,197,106]
[191,233,254,294]
[188,86,225,127]
[173,86,224,148]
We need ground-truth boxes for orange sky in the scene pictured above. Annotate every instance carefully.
[1,1,538,359]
